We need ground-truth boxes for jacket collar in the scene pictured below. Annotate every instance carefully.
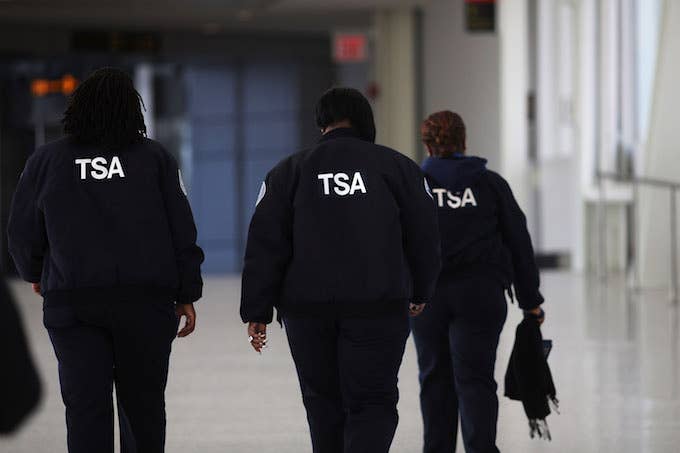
[318,127,361,143]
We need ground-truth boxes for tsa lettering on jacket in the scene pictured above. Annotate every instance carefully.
[75,156,125,180]
[318,172,367,196]
[431,188,477,209]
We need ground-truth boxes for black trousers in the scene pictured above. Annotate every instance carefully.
[284,311,410,453]
[44,301,179,453]
[410,275,507,453]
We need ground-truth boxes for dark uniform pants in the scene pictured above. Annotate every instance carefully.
[284,312,410,453]
[44,301,179,453]
[411,275,507,453]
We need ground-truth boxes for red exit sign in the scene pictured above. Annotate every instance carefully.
[333,33,368,63]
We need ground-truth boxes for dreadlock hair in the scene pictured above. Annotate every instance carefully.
[421,110,466,157]
[315,87,376,143]
[63,67,146,151]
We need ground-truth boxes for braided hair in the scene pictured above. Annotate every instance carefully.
[421,110,466,157]
[63,67,146,151]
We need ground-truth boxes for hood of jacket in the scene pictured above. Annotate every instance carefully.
[422,154,488,192]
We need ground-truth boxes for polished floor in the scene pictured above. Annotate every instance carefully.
[2,271,679,453]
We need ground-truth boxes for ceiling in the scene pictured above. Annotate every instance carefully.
[273,0,424,10]
[0,0,426,33]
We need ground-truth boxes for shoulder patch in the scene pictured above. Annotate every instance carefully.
[424,178,433,200]
[178,169,188,196]
[256,181,267,206]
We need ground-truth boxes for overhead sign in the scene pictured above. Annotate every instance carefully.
[31,74,78,97]
[333,33,368,63]
[465,0,496,32]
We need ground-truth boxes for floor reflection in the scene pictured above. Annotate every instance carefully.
[1,271,679,452]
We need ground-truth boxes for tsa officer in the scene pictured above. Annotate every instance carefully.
[7,67,204,453]
[240,87,441,453]
[410,111,545,453]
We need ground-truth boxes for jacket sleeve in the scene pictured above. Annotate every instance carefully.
[7,155,47,284]
[393,157,442,303]
[160,151,204,304]
[240,167,293,324]
[489,172,544,309]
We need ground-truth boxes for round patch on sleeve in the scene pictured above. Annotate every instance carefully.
[256,181,267,206]
[178,169,188,196]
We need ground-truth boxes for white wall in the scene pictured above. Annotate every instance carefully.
[578,0,598,273]
[535,0,585,268]
[373,9,418,160]
[499,0,531,212]
[640,0,680,287]
[636,0,663,144]
[422,0,501,170]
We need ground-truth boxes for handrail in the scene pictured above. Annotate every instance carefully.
[598,171,680,190]
[597,171,679,303]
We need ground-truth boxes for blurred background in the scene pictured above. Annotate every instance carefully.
[1,0,679,452]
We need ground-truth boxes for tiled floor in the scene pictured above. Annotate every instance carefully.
[2,271,679,452]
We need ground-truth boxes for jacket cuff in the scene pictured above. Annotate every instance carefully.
[517,290,545,310]
[242,308,274,324]
[240,304,274,324]
[411,288,433,306]
[245,318,273,324]
[19,269,42,285]
[177,286,202,304]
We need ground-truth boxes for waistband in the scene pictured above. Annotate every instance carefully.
[439,262,510,286]
[44,285,178,307]
[278,298,409,320]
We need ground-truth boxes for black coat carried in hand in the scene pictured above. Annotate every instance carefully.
[504,316,558,439]
[0,276,41,434]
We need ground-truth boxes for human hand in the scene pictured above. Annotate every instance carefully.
[524,306,545,325]
[175,303,197,337]
[409,303,427,317]
[248,322,267,353]
[31,283,41,295]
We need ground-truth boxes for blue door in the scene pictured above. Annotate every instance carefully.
[185,62,301,273]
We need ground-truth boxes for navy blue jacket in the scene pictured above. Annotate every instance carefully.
[7,137,204,306]
[422,155,543,309]
[240,128,441,323]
